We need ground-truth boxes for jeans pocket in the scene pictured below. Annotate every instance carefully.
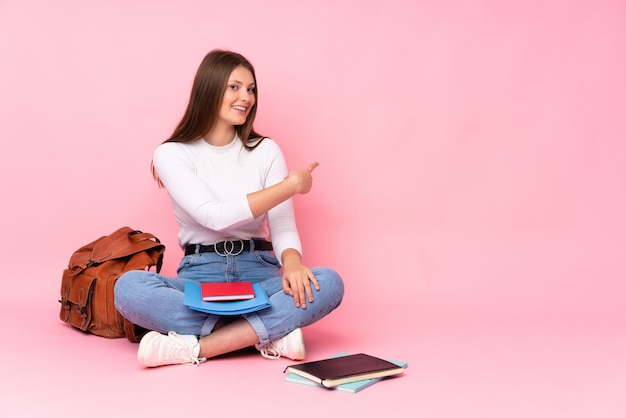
[255,251,280,267]
[176,256,194,275]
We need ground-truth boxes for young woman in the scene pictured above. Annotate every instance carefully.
[114,50,344,368]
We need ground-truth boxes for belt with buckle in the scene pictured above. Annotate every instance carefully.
[184,239,273,256]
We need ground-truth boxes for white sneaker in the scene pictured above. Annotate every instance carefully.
[256,328,306,360]
[137,331,205,367]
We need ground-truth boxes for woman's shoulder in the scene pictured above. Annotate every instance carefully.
[153,140,205,166]
[250,136,282,153]
[154,139,206,154]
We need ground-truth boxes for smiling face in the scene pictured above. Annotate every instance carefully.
[216,65,257,133]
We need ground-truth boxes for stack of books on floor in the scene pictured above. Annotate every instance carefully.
[284,352,408,393]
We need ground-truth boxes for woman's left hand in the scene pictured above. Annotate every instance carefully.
[281,250,320,308]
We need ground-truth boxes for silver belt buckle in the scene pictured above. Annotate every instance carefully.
[215,238,245,256]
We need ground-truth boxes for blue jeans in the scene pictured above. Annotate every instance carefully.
[114,250,344,346]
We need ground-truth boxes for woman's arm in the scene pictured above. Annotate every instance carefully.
[153,139,316,232]
[153,143,253,231]
[247,162,319,218]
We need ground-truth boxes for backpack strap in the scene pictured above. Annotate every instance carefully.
[90,227,165,266]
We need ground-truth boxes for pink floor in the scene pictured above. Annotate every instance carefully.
[1,291,624,417]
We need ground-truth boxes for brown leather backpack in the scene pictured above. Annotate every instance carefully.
[59,226,165,342]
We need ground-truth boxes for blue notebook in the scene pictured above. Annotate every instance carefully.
[284,353,408,393]
[183,280,271,315]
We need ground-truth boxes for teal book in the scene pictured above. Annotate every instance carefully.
[183,280,271,315]
[284,353,408,393]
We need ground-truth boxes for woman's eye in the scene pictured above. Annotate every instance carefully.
[247,88,256,94]
[229,85,238,90]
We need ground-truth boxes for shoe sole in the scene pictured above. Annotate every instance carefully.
[137,331,161,367]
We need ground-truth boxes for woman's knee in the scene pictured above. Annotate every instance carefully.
[313,267,345,296]
[114,270,150,305]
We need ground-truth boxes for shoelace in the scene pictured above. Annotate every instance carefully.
[258,343,281,360]
[165,332,202,366]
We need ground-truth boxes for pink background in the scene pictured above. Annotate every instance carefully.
[1,0,625,416]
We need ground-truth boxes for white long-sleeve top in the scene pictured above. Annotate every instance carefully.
[152,135,302,261]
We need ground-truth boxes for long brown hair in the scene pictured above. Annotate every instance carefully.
[152,49,264,184]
